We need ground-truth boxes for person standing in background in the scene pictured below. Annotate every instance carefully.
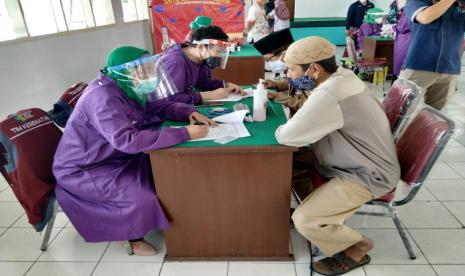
[265,0,276,31]
[268,0,291,32]
[401,0,465,110]
[392,0,410,82]
[246,0,270,43]
[346,0,375,37]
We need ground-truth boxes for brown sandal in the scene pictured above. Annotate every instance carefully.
[311,253,370,276]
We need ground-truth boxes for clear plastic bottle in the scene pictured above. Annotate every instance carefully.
[253,79,267,121]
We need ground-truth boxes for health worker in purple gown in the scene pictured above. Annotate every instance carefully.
[357,8,384,50]
[161,25,244,105]
[52,46,216,256]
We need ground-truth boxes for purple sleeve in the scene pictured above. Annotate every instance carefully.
[357,24,367,48]
[145,100,196,122]
[89,95,190,154]
[165,92,203,105]
[395,14,411,34]
[195,65,225,91]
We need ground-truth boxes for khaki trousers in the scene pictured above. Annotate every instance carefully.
[400,69,457,110]
[291,178,373,257]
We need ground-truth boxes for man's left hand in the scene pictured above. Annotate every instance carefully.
[225,82,245,95]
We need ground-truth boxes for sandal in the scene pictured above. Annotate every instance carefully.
[311,253,370,276]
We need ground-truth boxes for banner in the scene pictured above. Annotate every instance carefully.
[151,0,245,52]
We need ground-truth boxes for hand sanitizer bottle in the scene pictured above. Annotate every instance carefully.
[253,79,267,122]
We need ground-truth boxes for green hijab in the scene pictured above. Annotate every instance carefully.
[103,46,149,106]
[364,8,384,25]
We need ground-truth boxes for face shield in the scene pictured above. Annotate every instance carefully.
[107,55,177,105]
[192,39,230,69]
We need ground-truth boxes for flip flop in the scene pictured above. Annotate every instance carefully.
[311,253,370,276]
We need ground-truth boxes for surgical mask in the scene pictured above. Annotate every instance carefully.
[204,56,222,69]
[266,60,288,72]
[375,17,383,24]
[133,77,158,95]
[288,75,316,91]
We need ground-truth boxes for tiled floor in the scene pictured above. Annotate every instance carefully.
[2,55,465,276]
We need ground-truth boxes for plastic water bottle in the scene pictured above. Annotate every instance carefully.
[253,79,267,121]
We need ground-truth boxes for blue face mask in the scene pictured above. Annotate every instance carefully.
[288,75,316,91]
[133,77,158,95]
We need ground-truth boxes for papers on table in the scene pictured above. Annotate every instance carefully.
[206,88,254,102]
[190,123,250,142]
[212,110,248,124]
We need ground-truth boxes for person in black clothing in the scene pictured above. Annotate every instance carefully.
[345,0,375,36]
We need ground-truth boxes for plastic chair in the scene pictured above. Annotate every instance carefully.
[382,78,423,138]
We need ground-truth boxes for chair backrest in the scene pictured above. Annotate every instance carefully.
[49,82,87,128]
[346,36,358,63]
[0,108,62,231]
[382,78,422,138]
[394,107,455,205]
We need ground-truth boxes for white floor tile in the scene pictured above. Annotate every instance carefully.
[426,179,465,201]
[446,162,465,178]
[38,228,108,262]
[427,162,463,180]
[228,262,295,276]
[101,230,166,263]
[359,229,428,264]
[159,262,227,276]
[410,229,465,264]
[290,227,311,264]
[396,202,462,229]
[12,212,68,228]
[0,188,17,201]
[295,263,366,276]
[440,148,465,162]
[0,261,32,276]
[443,202,465,226]
[0,228,60,261]
[364,264,436,276]
[93,262,162,276]
[445,140,465,148]
[0,202,24,227]
[26,262,95,276]
[433,265,465,276]
[0,228,7,236]
[0,178,8,192]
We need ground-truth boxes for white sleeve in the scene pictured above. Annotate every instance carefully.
[275,90,344,147]
[247,6,257,22]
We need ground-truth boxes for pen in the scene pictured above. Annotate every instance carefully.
[192,116,204,125]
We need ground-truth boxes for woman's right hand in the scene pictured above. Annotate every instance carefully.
[186,125,209,140]
[264,80,278,89]
[202,88,231,101]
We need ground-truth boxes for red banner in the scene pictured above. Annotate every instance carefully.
[151,0,245,53]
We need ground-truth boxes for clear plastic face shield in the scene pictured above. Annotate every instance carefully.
[192,39,230,69]
[107,55,177,104]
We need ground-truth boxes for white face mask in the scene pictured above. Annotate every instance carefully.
[265,60,288,72]
[375,17,383,24]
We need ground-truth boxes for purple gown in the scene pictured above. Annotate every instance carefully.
[394,12,411,75]
[53,73,195,242]
[161,45,225,105]
[358,23,382,50]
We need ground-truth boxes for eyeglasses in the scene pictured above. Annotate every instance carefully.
[264,50,287,62]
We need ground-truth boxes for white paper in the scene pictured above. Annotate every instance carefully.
[190,123,250,141]
[206,89,254,102]
[212,110,248,124]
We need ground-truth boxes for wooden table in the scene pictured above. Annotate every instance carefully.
[212,45,264,86]
[362,36,394,75]
[146,98,296,261]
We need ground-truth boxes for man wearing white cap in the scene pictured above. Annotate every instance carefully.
[276,37,400,275]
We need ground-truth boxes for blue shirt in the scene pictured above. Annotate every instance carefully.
[346,1,375,30]
[404,0,465,74]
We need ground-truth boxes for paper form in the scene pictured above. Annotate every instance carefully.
[190,123,250,141]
